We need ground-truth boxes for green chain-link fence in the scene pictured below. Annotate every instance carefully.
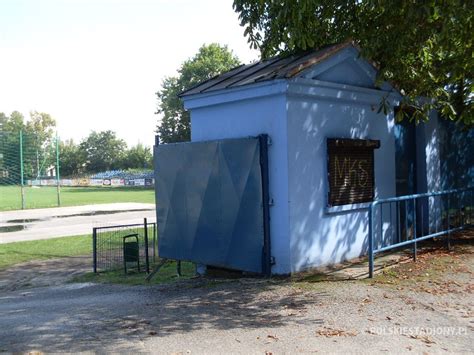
[0,130,60,210]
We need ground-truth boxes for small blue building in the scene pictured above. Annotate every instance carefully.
[155,42,473,275]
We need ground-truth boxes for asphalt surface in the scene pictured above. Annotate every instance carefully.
[0,203,156,243]
[0,226,472,353]
[0,272,472,353]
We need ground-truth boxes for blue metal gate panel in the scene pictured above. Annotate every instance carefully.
[154,137,264,273]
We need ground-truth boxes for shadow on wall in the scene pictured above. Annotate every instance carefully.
[439,120,474,190]
[288,97,394,271]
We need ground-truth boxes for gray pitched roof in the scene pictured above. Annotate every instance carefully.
[179,42,356,97]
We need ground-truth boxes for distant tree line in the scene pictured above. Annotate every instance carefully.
[0,111,153,181]
[60,130,153,177]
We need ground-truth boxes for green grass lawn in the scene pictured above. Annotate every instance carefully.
[0,234,92,270]
[0,185,155,211]
[74,261,196,285]
[0,233,194,285]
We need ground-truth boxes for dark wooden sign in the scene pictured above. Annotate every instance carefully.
[327,138,380,206]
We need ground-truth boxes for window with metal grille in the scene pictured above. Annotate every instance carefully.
[327,138,380,206]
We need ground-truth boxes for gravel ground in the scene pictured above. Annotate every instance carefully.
[0,240,472,354]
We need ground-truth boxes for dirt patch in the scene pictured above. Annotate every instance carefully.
[0,255,91,292]
[371,234,474,287]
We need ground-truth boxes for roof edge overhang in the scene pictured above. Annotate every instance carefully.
[182,76,402,111]
[287,78,402,107]
[183,80,288,110]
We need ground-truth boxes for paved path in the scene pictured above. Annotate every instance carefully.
[0,273,472,353]
[0,241,472,353]
[0,203,155,243]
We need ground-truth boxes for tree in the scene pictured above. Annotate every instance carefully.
[79,130,126,173]
[233,1,473,126]
[155,43,241,143]
[0,111,57,182]
[0,112,7,129]
[120,143,153,170]
[1,111,25,132]
[0,112,22,184]
[59,139,85,177]
[24,111,57,179]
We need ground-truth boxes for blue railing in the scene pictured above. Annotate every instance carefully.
[368,187,473,278]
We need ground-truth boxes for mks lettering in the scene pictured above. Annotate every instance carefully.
[334,157,370,188]
[327,138,379,206]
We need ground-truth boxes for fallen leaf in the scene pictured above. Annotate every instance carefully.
[410,335,436,344]
[316,327,357,337]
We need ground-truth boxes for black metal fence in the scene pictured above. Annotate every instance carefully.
[92,218,157,273]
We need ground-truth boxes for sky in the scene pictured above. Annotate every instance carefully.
[0,0,259,147]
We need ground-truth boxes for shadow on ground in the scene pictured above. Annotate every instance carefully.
[0,229,472,353]
[0,277,327,352]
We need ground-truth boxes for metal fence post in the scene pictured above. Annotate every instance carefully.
[144,218,150,274]
[55,133,61,206]
[368,203,374,278]
[447,194,451,250]
[469,189,474,225]
[19,130,25,210]
[153,222,156,263]
[93,227,97,273]
[176,261,182,277]
[412,198,417,261]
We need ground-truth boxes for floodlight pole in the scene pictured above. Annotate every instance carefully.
[56,133,61,206]
[19,130,25,209]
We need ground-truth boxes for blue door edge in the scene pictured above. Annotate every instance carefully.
[259,134,272,277]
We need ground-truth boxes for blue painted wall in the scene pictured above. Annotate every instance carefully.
[185,84,292,274]
[438,120,474,190]
[284,48,401,272]
[182,46,472,274]
[286,87,397,272]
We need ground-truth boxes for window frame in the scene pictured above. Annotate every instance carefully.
[326,138,380,207]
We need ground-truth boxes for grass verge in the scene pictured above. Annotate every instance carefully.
[0,234,91,270]
[0,186,155,211]
[73,261,196,285]
[0,234,195,286]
